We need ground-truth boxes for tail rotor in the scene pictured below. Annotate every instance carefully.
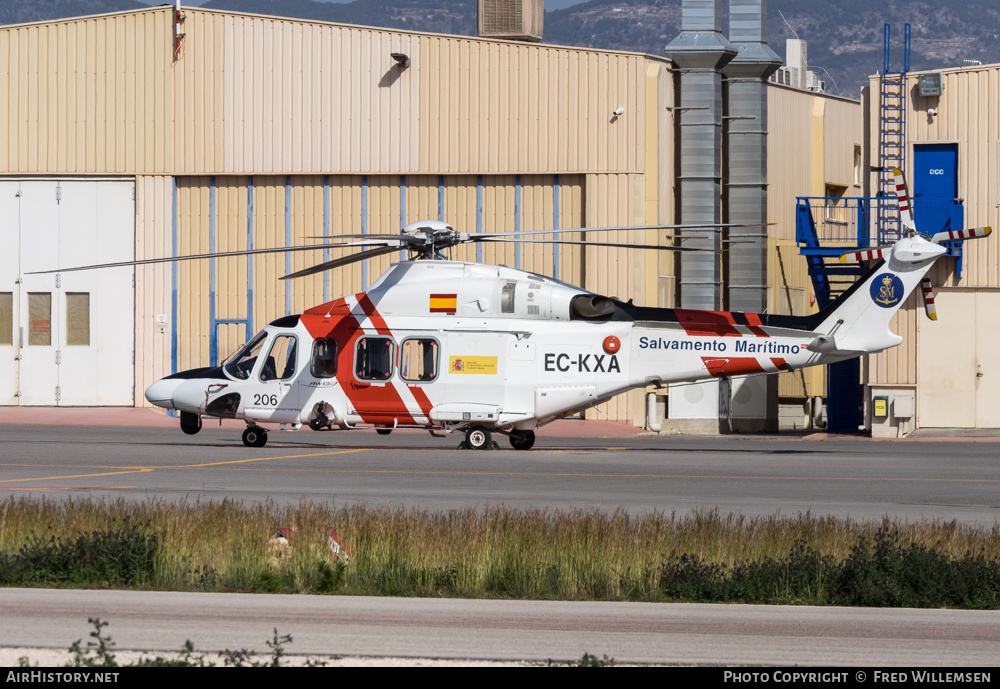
[844,168,993,320]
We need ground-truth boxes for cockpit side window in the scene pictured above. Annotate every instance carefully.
[261,335,297,382]
[311,339,338,378]
[223,331,267,380]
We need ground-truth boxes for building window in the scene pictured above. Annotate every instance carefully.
[0,293,11,345]
[65,293,90,346]
[28,293,51,346]
[824,185,848,224]
[854,146,863,186]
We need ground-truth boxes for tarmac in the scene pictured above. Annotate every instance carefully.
[1,405,998,440]
[0,406,642,438]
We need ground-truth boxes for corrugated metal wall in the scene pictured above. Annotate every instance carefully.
[135,175,174,397]
[0,9,174,174]
[173,9,647,176]
[905,67,1000,289]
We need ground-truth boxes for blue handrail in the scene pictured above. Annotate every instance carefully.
[795,197,881,247]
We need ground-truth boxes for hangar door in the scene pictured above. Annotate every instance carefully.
[0,180,135,406]
[916,290,1000,428]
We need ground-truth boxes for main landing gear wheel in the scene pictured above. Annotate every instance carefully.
[308,416,328,431]
[509,429,535,451]
[242,427,268,448]
[180,412,202,435]
[464,425,492,450]
[376,428,393,436]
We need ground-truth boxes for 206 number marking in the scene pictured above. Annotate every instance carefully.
[253,393,278,406]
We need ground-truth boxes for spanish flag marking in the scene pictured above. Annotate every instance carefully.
[429,293,457,313]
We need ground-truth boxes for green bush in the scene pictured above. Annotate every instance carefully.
[656,528,1000,608]
[0,521,157,587]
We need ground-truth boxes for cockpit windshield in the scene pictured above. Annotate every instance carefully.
[223,331,267,380]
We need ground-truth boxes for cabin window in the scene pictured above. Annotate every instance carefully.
[224,331,267,380]
[355,336,395,381]
[400,338,439,382]
[311,339,338,378]
[261,335,297,381]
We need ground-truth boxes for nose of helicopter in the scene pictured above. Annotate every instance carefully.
[144,378,183,409]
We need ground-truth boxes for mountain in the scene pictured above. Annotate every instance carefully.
[0,0,146,25]
[5,0,999,99]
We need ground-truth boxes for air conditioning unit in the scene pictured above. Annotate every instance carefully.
[479,0,544,42]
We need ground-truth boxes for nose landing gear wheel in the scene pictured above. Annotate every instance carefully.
[509,429,535,451]
[180,412,202,435]
[242,427,268,448]
[465,425,492,450]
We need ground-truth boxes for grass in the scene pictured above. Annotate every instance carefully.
[0,496,998,607]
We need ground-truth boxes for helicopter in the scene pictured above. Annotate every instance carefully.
[40,169,990,449]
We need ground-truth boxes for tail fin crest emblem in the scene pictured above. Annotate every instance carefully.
[871,273,903,308]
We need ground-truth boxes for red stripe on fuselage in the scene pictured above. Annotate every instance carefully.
[298,293,415,425]
[702,357,766,377]
[675,309,742,337]
[354,292,434,420]
[744,313,770,339]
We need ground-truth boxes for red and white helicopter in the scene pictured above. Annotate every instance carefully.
[44,169,991,449]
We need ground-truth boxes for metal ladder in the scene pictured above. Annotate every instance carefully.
[878,23,910,242]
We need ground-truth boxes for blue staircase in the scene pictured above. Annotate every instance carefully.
[795,197,874,309]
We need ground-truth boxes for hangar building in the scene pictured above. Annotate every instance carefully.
[0,3,864,428]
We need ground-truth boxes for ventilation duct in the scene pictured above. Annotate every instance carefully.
[664,0,737,311]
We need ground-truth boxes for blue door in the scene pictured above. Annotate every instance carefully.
[912,144,959,236]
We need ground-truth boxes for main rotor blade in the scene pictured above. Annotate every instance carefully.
[304,223,770,241]
[26,242,365,275]
[476,238,728,251]
[302,233,425,243]
[466,222,769,239]
[281,244,403,280]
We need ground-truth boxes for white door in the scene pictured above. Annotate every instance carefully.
[1,179,135,406]
[917,289,1000,428]
[974,291,1000,428]
[0,182,23,405]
